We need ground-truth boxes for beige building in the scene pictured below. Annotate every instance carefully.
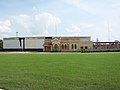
[43,37,93,52]
[3,36,93,52]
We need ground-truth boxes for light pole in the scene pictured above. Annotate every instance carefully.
[16,32,18,37]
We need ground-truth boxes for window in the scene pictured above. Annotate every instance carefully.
[54,44,59,50]
[81,46,83,49]
[75,44,77,49]
[71,44,74,49]
[62,44,64,49]
[85,46,88,49]
[65,44,67,49]
[71,44,77,49]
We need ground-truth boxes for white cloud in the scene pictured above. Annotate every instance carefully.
[14,14,31,32]
[66,24,80,33]
[66,23,94,33]
[63,0,94,14]
[35,12,61,26]
[63,0,120,18]
[13,12,61,35]
[63,0,120,41]
[64,0,81,7]
[0,20,12,39]
[79,23,94,29]
[0,20,11,34]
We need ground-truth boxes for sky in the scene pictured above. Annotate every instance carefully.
[0,0,120,41]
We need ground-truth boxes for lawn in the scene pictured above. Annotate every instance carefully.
[0,52,120,90]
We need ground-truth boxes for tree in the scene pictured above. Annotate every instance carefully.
[0,39,3,49]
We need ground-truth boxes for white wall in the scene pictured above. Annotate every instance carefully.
[25,37,44,49]
[3,38,21,49]
[80,37,90,41]
[3,37,45,49]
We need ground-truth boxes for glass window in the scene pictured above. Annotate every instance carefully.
[85,46,88,49]
[65,44,67,49]
[62,44,64,49]
[81,46,83,49]
[71,44,74,49]
[54,44,59,51]
[75,44,77,49]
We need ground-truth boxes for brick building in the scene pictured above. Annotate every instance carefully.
[43,37,93,52]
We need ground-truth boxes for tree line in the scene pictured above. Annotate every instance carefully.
[0,39,3,49]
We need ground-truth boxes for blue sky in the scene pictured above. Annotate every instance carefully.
[0,0,120,41]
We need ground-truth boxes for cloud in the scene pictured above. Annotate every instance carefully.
[79,23,94,29]
[66,0,81,7]
[0,20,11,34]
[35,12,61,26]
[13,12,61,35]
[63,0,120,18]
[63,0,93,13]
[66,24,80,33]
[62,0,120,41]
[66,23,94,33]
[14,14,31,32]
[63,0,81,8]
[0,20,12,39]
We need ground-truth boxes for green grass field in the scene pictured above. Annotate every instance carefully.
[0,53,120,90]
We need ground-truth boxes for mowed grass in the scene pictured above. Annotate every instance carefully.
[0,53,120,90]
